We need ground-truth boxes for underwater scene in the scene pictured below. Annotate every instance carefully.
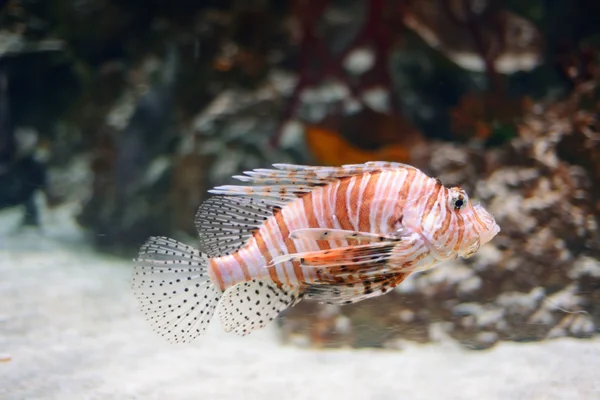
[1,0,600,399]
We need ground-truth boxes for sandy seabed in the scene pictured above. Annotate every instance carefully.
[1,211,599,400]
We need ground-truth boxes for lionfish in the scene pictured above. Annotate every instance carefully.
[132,162,500,343]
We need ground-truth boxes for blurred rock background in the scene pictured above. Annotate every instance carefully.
[0,0,599,349]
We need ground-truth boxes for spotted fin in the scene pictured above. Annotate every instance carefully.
[209,162,416,204]
[208,184,308,205]
[289,228,403,242]
[287,232,429,287]
[237,162,416,185]
[305,273,410,305]
[218,279,301,336]
[195,195,277,257]
[270,242,398,268]
[132,236,221,344]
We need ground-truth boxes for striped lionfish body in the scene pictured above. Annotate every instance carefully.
[133,162,500,343]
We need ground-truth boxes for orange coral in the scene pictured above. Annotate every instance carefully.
[306,125,414,165]
[306,125,408,165]
[305,108,424,165]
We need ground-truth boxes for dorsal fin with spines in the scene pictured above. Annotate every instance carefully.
[198,162,416,257]
[208,162,416,204]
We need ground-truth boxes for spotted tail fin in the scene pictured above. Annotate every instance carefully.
[132,236,222,344]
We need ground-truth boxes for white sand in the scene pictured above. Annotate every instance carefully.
[1,222,599,400]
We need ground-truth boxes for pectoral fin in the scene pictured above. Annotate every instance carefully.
[305,272,410,305]
[270,241,398,268]
[289,228,404,242]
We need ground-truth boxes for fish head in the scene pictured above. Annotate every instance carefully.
[413,185,500,260]
[448,187,500,259]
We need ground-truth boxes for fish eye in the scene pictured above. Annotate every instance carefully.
[449,190,468,211]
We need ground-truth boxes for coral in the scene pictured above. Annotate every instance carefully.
[305,108,425,166]
[402,0,544,76]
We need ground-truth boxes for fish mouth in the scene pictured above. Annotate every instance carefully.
[456,205,499,258]
[473,204,501,246]
[459,237,480,259]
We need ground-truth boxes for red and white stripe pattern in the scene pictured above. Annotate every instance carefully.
[132,162,500,342]
[207,163,499,292]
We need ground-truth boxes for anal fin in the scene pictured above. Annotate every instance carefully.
[218,279,301,336]
[271,242,398,268]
